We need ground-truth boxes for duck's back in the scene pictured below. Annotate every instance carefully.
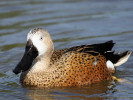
[51,40,114,65]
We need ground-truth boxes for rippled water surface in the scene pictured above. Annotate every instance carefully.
[0,0,133,100]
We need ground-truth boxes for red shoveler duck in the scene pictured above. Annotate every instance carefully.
[13,28,131,87]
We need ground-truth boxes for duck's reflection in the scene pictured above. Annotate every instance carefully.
[25,80,115,100]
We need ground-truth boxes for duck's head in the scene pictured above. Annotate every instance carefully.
[13,28,54,74]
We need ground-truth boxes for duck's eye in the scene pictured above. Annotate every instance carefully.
[40,37,43,40]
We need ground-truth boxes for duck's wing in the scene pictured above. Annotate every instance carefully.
[51,40,131,66]
[50,40,113,64]
[63,40,114,55]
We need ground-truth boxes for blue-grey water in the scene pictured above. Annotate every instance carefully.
[0,0,133,100]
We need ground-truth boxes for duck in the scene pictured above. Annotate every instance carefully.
[13,28,131,87]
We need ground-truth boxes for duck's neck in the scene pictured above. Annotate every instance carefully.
[28,39,54,74]
[29,54,52,73]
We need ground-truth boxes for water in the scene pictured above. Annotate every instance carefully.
[0,0,133,99]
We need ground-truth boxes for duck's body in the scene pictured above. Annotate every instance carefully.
[13,28,131,87]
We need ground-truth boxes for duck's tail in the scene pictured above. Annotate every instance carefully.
[106,50,131,67]
[106,50,131,73]
[113,51,131,67]
[99,40,131,66]
[97,40,132,73]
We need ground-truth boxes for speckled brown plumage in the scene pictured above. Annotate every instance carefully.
[20,47,112,87]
